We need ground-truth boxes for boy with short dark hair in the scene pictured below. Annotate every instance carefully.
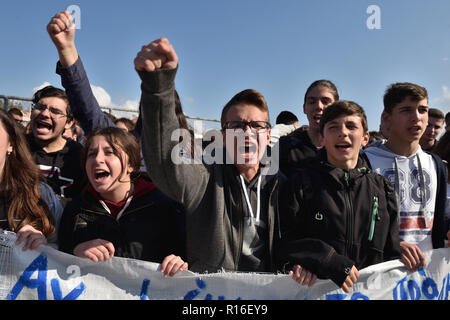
[278,100,400,293]
[419,108,445,151]
[27,85,85,204]
[364,83,448,272]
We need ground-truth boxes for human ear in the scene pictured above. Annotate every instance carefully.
[266,127,271,145]
[362,131,370,147]
[65,118,74,130]
[318,132,324,148]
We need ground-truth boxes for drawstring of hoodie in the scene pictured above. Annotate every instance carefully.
[393,158,401,224]
[416,155,431,228]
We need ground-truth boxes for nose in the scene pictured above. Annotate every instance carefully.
[94,150,105,164]
[411,109,421,122]
[243,123,253,132]
[337,125,349,137]
[315,100,325,111]
[38,107,51,118]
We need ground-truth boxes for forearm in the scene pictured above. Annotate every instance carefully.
[139,67,209,210]
[56,58,115,133]
[57,43,79,68]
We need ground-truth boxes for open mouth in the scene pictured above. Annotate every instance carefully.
[93,170,110,182]
[238,142,257,154]
[313,115,322,123]
[409,126,422,135]
[35,121,53,134]
[335,143,352,151]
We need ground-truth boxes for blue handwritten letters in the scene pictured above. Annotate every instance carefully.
[5,252,449,300]
[326,268,450,300]
[393,268,450,300]
[6,253,86,300]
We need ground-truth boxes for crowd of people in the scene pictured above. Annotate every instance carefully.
[1,10,449,294]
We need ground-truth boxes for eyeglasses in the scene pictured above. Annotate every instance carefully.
[223,121,271,132]
[32,103,67,118]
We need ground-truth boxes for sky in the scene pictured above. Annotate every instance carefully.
[1,0,450,133]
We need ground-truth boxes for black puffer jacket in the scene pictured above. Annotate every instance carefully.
[58,177,186,263]
[278,129,318,177]
[277,150,400,286]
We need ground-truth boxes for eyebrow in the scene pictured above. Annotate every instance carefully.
[326,119,360,127]
[325,120,340,127]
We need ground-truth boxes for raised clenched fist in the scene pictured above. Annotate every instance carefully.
[47,11,76,51]
[134,38,178,72]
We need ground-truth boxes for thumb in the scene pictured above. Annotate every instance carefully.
[158,41,178,69]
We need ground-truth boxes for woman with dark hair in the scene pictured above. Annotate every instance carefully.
[0,108,63,250]
[58,127,186,276]
[279,80,339,176]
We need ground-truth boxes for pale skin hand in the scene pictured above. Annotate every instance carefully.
[289,265,317,288]
[160,254,188,277]
[134,37,178,72]
[16,225,48,251]
[73,239,115,262]
[341,266,360,294]
[47,11,79,67]
[400,241,426,272]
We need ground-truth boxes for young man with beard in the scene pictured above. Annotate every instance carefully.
[133,38,308,278]
[27,86,85,206]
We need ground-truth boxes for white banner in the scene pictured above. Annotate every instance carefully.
[0,230,449,300]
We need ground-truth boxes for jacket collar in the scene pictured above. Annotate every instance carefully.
[311,148,371,188]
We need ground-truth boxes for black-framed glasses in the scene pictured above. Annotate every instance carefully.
[223,121,271,132]
[32,103,67,118]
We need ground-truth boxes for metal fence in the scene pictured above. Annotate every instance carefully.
[0,94,221,135]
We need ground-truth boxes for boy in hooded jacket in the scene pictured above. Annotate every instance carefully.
[364,82,449,272]
[278,101,400,293]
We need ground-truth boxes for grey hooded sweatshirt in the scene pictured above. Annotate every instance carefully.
[364,141,448,250]
[138,67,281,273]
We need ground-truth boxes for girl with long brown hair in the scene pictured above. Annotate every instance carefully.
[0,108,63,250]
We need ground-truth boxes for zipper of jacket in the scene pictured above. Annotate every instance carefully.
[344,172,354,258]
[368,196,379,241]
